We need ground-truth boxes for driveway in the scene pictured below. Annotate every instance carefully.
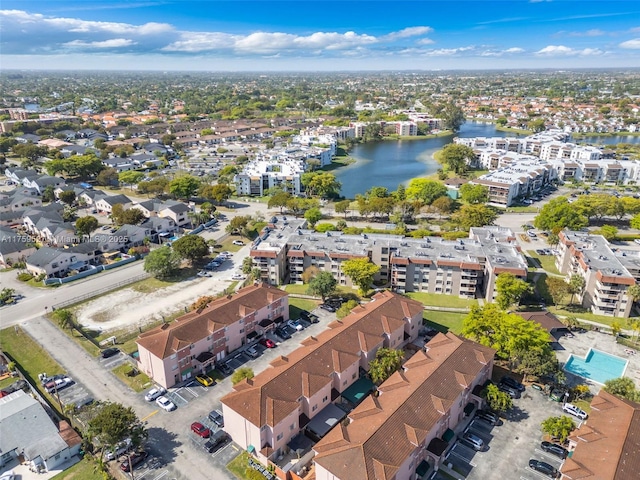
[465,389,566,480]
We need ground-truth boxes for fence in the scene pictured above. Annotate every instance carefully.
[52,272,151,310]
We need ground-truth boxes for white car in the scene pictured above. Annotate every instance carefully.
[144,386,166,402]
[156,396,176,412]
[219,251,232,258]
[231,273,246,281]
[634,239,640,245]
[232,240,245,246]
[563,403,587,420]
[197,270,211,277]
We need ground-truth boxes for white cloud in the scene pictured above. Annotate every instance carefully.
[416,38,435,46]
[480,47,525,57]
[535,45,603,56]
[504,47,525,53]
[383,26,433,40]
[620,38,640,49]
[423,46,475,56]
[64,38,136,48]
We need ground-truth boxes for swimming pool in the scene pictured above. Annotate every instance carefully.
[564,348,628,384]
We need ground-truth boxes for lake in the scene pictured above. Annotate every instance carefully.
[334,121,519,199]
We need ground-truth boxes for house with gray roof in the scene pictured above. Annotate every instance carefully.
[0,390,81,472]
[0,226,37,267]
[23,174,66,195]
[132,199,192,227]
[101,156,135,172]
[25,246,93,277]
[94,194,132,214]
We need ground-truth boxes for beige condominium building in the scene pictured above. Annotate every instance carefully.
[556,231,636,317]
[250,217,527,303]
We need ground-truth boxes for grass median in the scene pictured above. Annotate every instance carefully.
[406,291,477,309]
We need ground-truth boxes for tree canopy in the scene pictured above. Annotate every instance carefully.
[301,172,341,198]
[231,367,255,385]
[168,175,200,199]
[406,178,447,205]
[88,402,146,451]
[541,416,576,443]
[75,216,99,237]
[534,197,588,231]
[451,204,498,230]
[368,348,404,384]
[172,235,209,264]
[439,143,475,174]
[495,273,532,309]
[144,246,180,278]
[482,383,513,412]
[459,183,489,204]
[603,377,640,402]
[341,257,380,295]
[306,271,337,300]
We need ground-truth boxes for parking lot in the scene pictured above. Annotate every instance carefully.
[444,388,567,480]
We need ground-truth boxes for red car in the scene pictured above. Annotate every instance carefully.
[120,451,148,472]
[259,338,276,348]
[191,422,211,438]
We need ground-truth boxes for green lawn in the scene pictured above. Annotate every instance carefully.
[112,363,152,393]
[227,451,267,480]
[547,306,636,328]
[283,283,357,297]
[50,456,105,480]
[527,250,561,275]
[506,206,539,213]
[406,292,477,309]
[0,327,65,384]
[0,375,18,389]
[423,311,467,334]
[289,297,320,319]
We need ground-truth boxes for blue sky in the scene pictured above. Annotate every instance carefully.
[2,0,639,70]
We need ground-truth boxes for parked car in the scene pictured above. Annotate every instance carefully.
[462,432,484,451]
[45,376,73,393]
[275,327,292,340]
[300,310,320,323]
[232,240,245,246]
[246,346,260,359]
[541,441,568,459]
[101,347,120,359]
[197,270,212,277]
[498,384,520,399]
[528,459,558,478]
[500,376,525,392]
[288,319,304,331]
[105,438,132,461]
[156,396,177,412]
[231,273,246,281]
[120,451,148,472]
[208,410,224,428]
[203,430,229,453]
[549,387,567,402]
[259,338,276,348]
[563,403,588,420]
[319,303,336,312]
[527,231,537,237]
[191,421,211,438]
[475,410,500,426]
[145,386,167,402]
[195,374,215,387]
[217,363,233,376]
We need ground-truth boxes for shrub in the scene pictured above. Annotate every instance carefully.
[315,223,337,233]
[17,272,33,282]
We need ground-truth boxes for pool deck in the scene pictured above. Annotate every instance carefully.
[555,330,640,392]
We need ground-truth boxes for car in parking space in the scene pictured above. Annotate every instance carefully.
[541,441,568,459]
[120,451,148,472]
[195,374,215,387]
[259,338,276,348]
[299,310,320,323]
[500,376,525,392]
[319,303,336,312]
[246,346,260,359]
[105,438,132,461]
[208,410,224,428]
[275,327,292,340]
[231,273,246,281]
[204,430,229,453]
[563,403,588,420]
[461,432,484,451]
[191,421,211,438]
[100,347,120,359]
[528,459,558,478]
[498,384,520,399]
[156,396,177,412]
[475,410,500,426]
[634,239,640,246]
[144,386,167,402]
[232,240,245,246]
[217,362,233,376]
[288,319,304,331]
[527,230,537,237]
[197,270,212,277]
[549,387,567,402]
[219,251,232,258]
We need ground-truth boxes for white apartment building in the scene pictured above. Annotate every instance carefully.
[395,121,418,136]
[234,159,304,196]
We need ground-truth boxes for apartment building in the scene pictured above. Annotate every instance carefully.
[136,284,288,388]
[560,390,640,480]
[395,121,418,136]
[556,231,636,317]
[250,217,527,303]
[314,333,495,480]
[220,291,424,475]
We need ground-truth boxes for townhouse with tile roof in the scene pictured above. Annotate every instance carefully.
[560,390,640,480]
[220,291,425,473]
[136,284,288,388]
[556,230,636,317]
[313,333,495,480]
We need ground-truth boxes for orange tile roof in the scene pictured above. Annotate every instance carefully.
[562,390,640,480]
[136,284,287,359]
[313,333,495,480]
[220,291,424,428]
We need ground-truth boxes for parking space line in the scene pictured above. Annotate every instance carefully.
[186,386,199,397]
[152,471,169,480]
[172,389,187,403]
[141,410,159,421]
[450,449,477,467]
[534,448,563,462]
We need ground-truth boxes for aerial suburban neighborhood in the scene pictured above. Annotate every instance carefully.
[2,2,640,480]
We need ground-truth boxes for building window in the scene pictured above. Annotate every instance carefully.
[312,404,318,412]
[290,423,296,431]
[276,433,283,441]
[343,380,347,386]
[352,373,357,380]
[323,396,328,403]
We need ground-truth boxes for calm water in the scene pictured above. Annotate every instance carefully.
[335,121,518,199]
[573,134,640,146]
[564,348,628,385]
